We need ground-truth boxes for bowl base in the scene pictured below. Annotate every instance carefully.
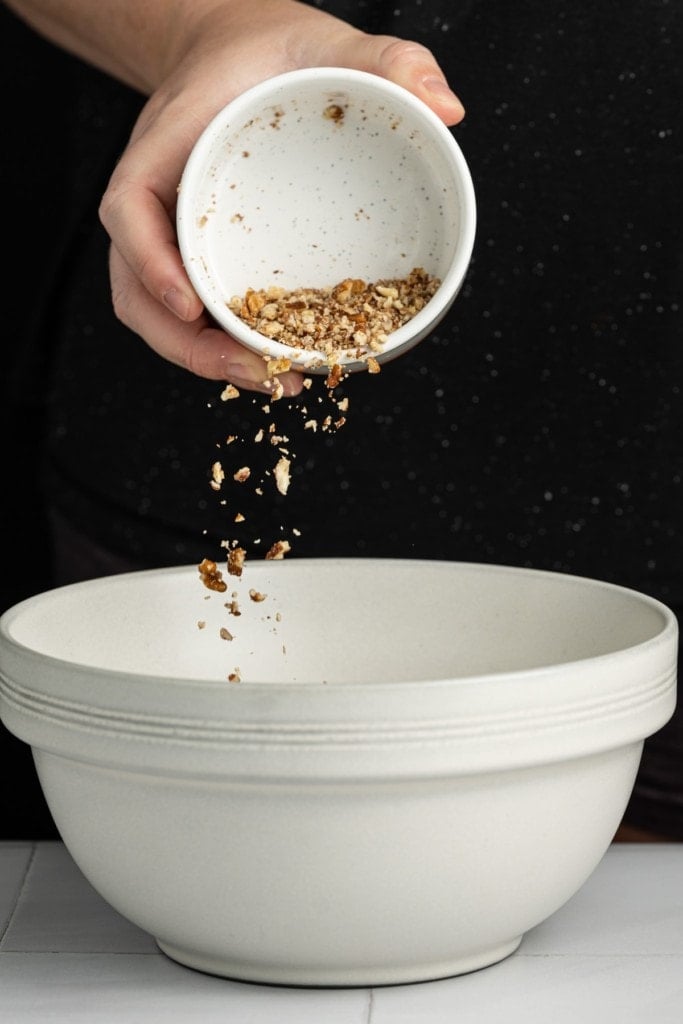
[155,935,523,988]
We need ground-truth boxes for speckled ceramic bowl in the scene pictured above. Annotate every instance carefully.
[0,559,676,986]
[176,67,476,373]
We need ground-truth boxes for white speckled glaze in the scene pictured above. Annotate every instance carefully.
[176,67,476,372]
[0,559,676,986]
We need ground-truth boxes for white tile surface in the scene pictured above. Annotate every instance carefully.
[0,842,33,942]
[1,841,682,1023]
[0,952,370,1024]
[369,954,683,1024]
[2,841,155,953]
[522,843,683,955]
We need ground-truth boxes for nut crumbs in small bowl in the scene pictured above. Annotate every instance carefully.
[177,67,476,373]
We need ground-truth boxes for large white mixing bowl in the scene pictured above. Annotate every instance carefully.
[0,559,676,985]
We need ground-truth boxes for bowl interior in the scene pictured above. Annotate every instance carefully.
[176,68,475,368]
[1,560,670,686]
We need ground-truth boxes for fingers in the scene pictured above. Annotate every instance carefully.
[382,40,465,124]
[98,11,465,391]
[107,245,304,396]
[100,134,305,396]
[100,161,202,327]
[335,35,465,126]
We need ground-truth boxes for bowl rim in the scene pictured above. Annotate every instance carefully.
[0,558,677,690]
[0,559,676,775]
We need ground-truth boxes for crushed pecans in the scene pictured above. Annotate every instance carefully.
[197,269,440,679]
[197,558,228,593]
[227,267,440,364]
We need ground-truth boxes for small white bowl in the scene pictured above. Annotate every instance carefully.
[176,67,476,373]
[0,559,676,986]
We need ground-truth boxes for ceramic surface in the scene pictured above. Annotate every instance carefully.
[0,559,677,986]
[176,68,476,372]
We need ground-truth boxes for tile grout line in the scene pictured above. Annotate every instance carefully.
[365,988,375,1024]
[0,842,36,950]
[517,951,683,959]
[0,949,162,957]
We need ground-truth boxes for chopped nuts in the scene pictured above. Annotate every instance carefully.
[201,269,429,681]
[227,547,246,577]
[198,558,228,593]
[227,267,440,364]
[273,456,291,495]
[266,539,291,560]
[266,356,292,376]
[326,363,344,389]
[210,461,225,490]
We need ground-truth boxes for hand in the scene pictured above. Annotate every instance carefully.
[98,0,465,395]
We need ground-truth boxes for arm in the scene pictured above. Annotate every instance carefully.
[5,0,465,393]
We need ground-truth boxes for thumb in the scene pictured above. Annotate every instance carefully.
[335,35,465,126]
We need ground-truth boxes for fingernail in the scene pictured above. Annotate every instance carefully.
[422,76,464,109]
[163,287,192,320]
